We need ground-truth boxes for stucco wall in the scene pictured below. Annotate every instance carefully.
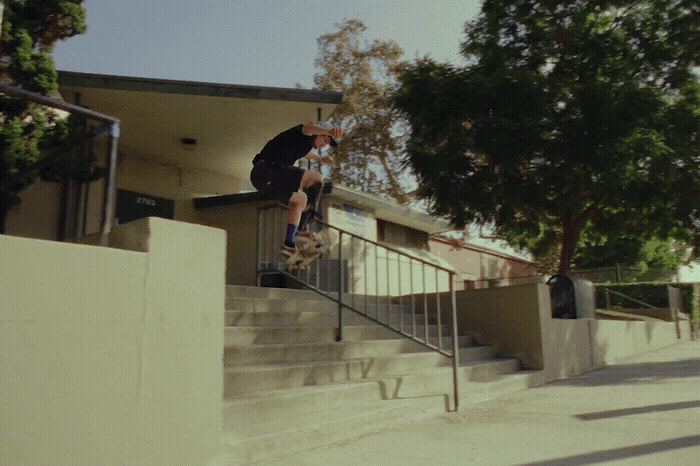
[430,238,536,289]
[4,151,240,241]
[0,217,225,465]
[454,283,692,384]
[196,201,265,286]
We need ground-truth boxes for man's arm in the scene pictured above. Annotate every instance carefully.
[302,123,345,139]
[304,152,334,165]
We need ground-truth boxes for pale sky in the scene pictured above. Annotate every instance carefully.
[52,0,482,88]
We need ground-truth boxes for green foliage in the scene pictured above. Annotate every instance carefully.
[574,233,686,281]
[0,0,87,231]
[392,0,700,274]
[595,282,693,316]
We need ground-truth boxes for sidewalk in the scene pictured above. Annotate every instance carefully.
[262,340,700,465]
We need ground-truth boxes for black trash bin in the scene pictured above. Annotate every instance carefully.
[547,274,595,319]
[548,274,576,318]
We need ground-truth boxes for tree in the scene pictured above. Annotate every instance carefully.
[315,19,414,204]
[392,0,700,274]
[0,0,87,233]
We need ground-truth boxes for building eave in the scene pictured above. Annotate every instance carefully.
[57,71,343,104]
[326,184,452,236]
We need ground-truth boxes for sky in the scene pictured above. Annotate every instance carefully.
[52,0,483,88]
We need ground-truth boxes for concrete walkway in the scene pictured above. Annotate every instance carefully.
[262,340,700,465]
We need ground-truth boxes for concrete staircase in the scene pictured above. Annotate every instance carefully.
[219,285,541,464]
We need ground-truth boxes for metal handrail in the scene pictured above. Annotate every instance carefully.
[257,202,460,410]
[0,83,120,245]
[604,288,658,310]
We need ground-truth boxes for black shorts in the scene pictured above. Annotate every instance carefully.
[250,161,305,204]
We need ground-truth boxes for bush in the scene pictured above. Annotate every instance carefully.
[594,282,694,316]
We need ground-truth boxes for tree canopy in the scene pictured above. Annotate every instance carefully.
[0,0,87,232]
[392,0,700,274]
[315,19,414,204]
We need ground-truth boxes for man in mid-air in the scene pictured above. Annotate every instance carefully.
[250,122,345,256]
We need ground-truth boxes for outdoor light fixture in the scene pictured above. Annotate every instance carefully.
[181,137,197,149]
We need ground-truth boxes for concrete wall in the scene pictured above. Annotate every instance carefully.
[4,150,240,241]
[455,283,692,384]
[196,200,266,286]
[0,217,225,465]
[430,237,536,289]
[456,284,547,370]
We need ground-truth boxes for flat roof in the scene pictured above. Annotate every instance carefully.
[57,71,343,104]
[193,183,452,236]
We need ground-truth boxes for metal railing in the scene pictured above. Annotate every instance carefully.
[257,203,461,411]
[0,83,120,245]
[604,288,657,310]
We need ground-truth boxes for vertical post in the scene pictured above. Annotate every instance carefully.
[256,208,263,284]
[450,272,460,412]
[350,236,355,310]
[364,241,368,316]
[386,250,391,324]
[398,252,403,332]
[606,288,611,310]
[100,122,120,246]
[422,263,429,343]
[435,268,442,349]
[337,231,343,342]
[410,258,416,338]
[375,244,380,321]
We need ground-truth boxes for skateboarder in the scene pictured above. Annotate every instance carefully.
[250,122,345,257]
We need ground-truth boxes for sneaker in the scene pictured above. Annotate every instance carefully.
[295,231,319,243]
[280,244,297,256]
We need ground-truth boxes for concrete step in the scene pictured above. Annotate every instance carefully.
[222,368,540,430]
[226,296,339,313]
[219,283,540,465]
[225,309,337,327]
[218,395,444,465]
[216,369,542,464]
[226,296,423,321]
[224,339,487,367]
[223,354,518,397]
[227,284,333,301]
[224,324,459,346]
[225,309,411,327]
[226,285,431,315]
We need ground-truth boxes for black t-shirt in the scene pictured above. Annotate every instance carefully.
[253,124,315,166]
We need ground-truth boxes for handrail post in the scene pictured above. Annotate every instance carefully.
[100,123,120,246]
[337,230,343,342]
[450,272,460,412]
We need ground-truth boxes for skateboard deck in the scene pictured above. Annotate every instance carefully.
[285,230,332,271]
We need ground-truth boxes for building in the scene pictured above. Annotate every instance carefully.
[5,71,530,287]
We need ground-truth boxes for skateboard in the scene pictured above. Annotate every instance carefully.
[285,230,332,272]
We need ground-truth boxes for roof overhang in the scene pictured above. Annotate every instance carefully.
[57,71,343,181]
[192,182,452,236]
[326,184,452,235]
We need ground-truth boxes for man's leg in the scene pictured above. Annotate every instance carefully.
[299,171,324,231]
[284,191,307,249]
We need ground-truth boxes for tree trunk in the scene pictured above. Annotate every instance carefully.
[558,202,600,275]
[558,218,579,275]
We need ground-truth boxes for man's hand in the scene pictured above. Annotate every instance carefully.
[320,155,334,165]
[329,127,345,139]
